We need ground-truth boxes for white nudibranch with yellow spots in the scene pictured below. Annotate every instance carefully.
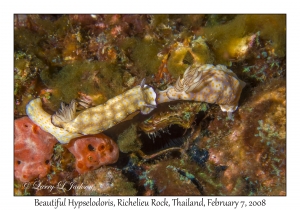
[51,79,156,135]
[26,98,83,144]
[156,64,246,113]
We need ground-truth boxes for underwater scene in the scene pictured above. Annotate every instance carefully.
[14,14,286,196]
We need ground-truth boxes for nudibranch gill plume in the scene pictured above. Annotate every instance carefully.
[26,98,83,144]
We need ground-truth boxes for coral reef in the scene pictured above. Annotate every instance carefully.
[199,78,286,195]
[67,134,119,174]
[238,33,286,84]
[74,167,137,195]
[123,153,225,196]
[201,15,286,65]
[14,51,48,116]
[14,14,286,196]
[14,117,57,182]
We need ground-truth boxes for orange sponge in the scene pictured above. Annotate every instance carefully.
[14,117,57,182]
[67,134,119,174]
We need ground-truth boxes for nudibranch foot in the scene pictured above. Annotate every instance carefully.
[144,104,157,109]
[226,111,233,120]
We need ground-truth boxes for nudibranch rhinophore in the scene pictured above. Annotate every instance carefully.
[26,98,83,144]
[51,79,157,135]
[156,64,246,113]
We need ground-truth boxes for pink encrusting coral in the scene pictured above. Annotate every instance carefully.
[14,117,58,182]
[66,134,119,174]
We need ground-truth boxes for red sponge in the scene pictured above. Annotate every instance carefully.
[67,134,119,174]
[14,117,57,182]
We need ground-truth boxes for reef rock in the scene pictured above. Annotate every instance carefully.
[14,117,57,182]
[74,167,137,195]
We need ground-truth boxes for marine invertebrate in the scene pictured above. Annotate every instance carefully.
[66,134,119,174]
[139,101,203,134]
[14,117,57,182]
[156,64,246,113]
[26,98,82,144]
[51,79,156,135]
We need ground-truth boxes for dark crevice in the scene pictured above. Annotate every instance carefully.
[139,125,190,155]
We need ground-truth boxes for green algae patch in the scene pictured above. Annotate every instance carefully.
[14,15,86,68]
[41,61,124,109]
[119,37,163,75]
[117,124,142,153]
[167,45,190,78]
[166,36,214,78]
[202,14,286,65]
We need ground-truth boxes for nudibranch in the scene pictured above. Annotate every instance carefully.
[156,64,246,113]
[26,98,83,144]
[51,79,157,135]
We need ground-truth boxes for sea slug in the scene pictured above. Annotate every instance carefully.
[26,98,82,144]
[51,79,157,135]
[156,64,246,113]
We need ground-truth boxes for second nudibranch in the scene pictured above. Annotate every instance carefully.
[51,79,157,135]
[156,64,246,113]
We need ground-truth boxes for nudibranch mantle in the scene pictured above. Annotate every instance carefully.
[156,64,246,112]
[26,98,83,144]
[51,81,157,135]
